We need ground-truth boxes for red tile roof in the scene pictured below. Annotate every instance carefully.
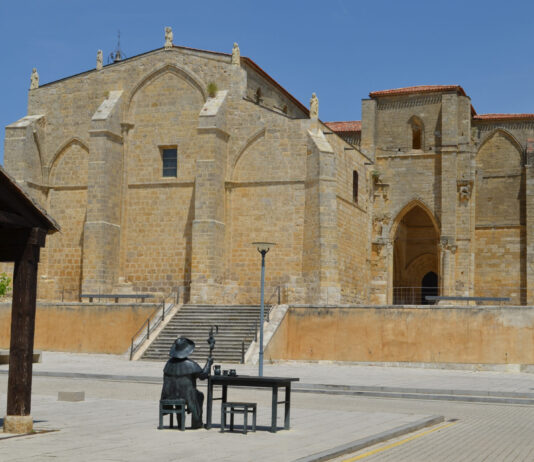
[369,85,467,98]
[473,113,534,120]
[324,121,362,132]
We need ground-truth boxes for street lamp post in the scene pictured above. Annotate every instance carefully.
[252,242,275,376]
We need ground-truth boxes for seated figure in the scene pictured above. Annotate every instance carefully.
[161,336,213,429]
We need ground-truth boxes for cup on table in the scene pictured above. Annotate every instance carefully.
[213,364,221,375]
[229,369,237,377]
[222,370,229,376]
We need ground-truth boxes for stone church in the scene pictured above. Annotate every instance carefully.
[4,31,534,307]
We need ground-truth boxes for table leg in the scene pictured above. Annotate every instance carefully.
[206,377,213,429]
[284,385,291,429]
[271,385,278,433]
[222,385,228,428]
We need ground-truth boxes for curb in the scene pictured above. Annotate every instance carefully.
[293,415,444,462]
[293,387,534,405]
[294,383,534,399]
[0,370,161,384]
[3,370,533,405]
[293,384,534,405]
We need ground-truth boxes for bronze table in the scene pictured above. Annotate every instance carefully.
[205,375,299,433]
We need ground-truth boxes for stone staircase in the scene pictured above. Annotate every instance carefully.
[141,304,262,363]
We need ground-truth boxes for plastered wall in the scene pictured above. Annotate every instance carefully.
[265,305,534,364]
[0,302,157,354]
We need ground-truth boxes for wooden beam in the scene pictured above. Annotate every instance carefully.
[0,210,33,228]
[6,227,46,420]
[0,229,33,261]
[0,176,54,231]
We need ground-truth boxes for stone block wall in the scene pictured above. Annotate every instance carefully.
[3,45,373,305]
[124,186,193,294]
[474,228,524,304]
[329,132,371,303]
[7,45,533,308]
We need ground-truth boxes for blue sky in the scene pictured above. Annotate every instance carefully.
[1,0,534,164]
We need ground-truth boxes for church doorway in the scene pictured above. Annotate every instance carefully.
[421,271,438,304]
[392,204,439,304]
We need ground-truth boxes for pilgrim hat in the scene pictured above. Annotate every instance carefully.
[169,336,195,359]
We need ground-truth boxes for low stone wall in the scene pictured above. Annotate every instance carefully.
[265,305,534,365]
[0,302,158,354]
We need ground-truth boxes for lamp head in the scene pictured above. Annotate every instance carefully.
[252,241,276,253]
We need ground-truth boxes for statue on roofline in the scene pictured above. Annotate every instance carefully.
[165,27,173,50]
[30,68,39,90]
[232,42,240,65]
[310,92,318,119]
[96,50,103,70]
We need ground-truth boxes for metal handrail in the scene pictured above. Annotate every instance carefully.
[239,288,281,363]
[241,318,258,364]
[129,288,179,360]
[265,285,281,306]
[393,286,527,306]
[265,285,281,322]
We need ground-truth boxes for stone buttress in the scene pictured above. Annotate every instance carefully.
[81,91,124,294]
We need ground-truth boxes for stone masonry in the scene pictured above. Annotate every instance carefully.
[3,42,534,306]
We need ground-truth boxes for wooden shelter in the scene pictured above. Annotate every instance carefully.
[0,166,59,433]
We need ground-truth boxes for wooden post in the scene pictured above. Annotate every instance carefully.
[4,227,46,434]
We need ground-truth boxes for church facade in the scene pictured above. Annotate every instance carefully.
[4,34,534,306]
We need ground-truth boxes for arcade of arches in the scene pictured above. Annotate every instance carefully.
[393,205,439,304]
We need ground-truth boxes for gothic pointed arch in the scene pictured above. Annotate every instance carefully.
[231,126,289,182]
[48,137,89,185]
[389,199,439,240]
[391,200,440,304]
[475,128,525,303]
[476,127,524,226]
[478,128,523,164]
[230,127,266,180]
[126,63,207,113]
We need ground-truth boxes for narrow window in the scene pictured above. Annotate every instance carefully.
[353,170,359,203]
[162,147,177,177]
[410,117,424,150]
[412,125,422,149]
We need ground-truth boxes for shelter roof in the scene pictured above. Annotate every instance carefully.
[0,166,59,232]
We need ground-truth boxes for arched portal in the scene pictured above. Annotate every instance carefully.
[421,271,438,304]
[392,204,439,304]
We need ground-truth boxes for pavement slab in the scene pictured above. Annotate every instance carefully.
[2,351,533,396]
[0,392,439,462]
[2,352,534,461]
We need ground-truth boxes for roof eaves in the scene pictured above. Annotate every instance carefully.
[324,121,362,132]
[369,85,468,98]
[241,57,309,116]
[0,166,59,232]
[39,45,232,88]
[473,113,534,121]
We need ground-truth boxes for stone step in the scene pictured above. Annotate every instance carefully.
[141,304,262,361]
[154,331,255,337]
[163,318,259,324]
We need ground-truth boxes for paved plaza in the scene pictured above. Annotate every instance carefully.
[1,353,534,461]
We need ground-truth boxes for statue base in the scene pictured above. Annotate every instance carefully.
[3,415,33,433]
